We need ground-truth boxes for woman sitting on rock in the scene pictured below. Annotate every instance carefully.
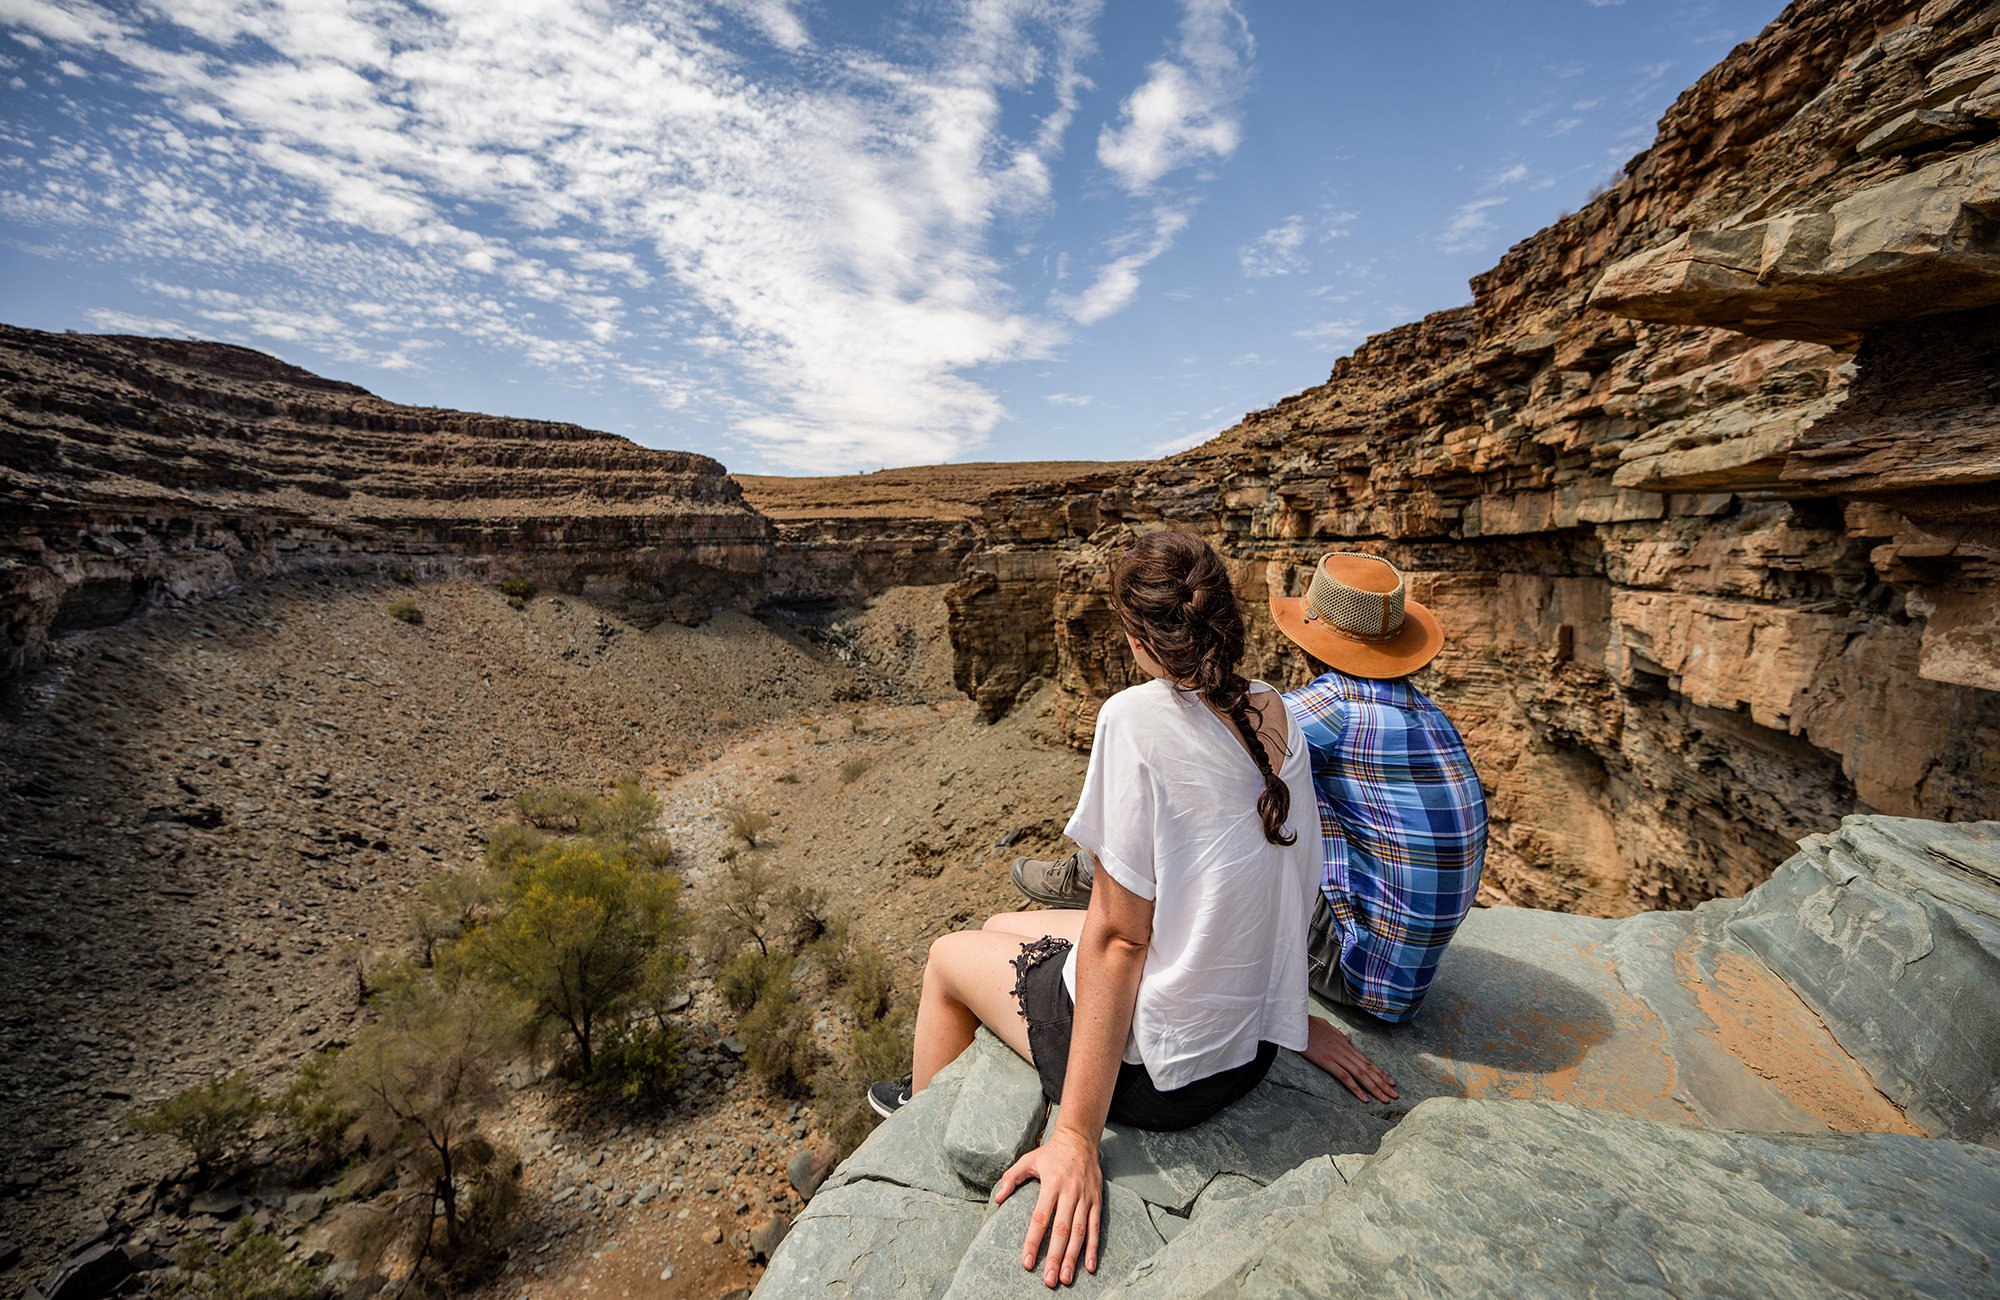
[870,529,1328,1289]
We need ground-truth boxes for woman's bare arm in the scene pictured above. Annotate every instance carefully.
[992,863,1152,1288]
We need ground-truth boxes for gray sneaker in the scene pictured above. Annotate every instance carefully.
[1011,849,1093,909]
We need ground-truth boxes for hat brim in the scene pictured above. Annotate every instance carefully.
[1269,593,1445,679]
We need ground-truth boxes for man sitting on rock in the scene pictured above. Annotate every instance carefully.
[1013,551,1487,1103]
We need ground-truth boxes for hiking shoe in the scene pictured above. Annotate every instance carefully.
[1011,849,1093,909]
[868,1077,913,1119]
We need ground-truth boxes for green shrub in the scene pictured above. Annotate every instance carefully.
[581,777,663,846]
[390,565,415,585]
[412,869,501,966]
[512,785,595,832]
[722,802,772,847]
[465,841,691,1070]
[843,940,895,1024]
[813,1008,913,1158]
[740,965,819,1095]
[129,1073,265,1177]
[717,950,792,1014]
[500,577,536,602]
[164,1221,318,1300]
[777,882,833,950]
[587,1021,686,1105]
[387,598,423,625]
[275,1048,355,1173]
[705,852,779,960]
[837,757,871,784]
[483,822,549,878]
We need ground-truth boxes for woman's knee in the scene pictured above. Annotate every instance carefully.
[983,911,1037,934]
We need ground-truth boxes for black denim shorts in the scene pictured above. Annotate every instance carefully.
[1012,936,1276,1132]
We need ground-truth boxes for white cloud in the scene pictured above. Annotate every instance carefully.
[1293,317,1363,350]
[1485,162,1530,188]
[1056,208,1189,324]
[1045,392,1093,406]
[0,0,1148,470]
[1239,214,1305,277]
[1147,423,1217,457]
[1097,0,1251,194]
[1438,196,1508,255]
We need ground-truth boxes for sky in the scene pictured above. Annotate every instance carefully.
[0,0,1786,474]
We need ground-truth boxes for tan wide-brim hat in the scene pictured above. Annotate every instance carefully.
[1269,552,1444,679]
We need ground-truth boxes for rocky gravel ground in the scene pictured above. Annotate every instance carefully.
[0,578,1084,1298]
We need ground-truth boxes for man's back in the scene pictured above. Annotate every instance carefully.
[1284,670,1488,1022]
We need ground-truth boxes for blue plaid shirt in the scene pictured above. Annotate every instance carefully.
[1283,671,1487,1023]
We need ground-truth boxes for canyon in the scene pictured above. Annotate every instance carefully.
[3,0,2000,1295]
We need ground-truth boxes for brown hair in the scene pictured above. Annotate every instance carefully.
[1110,530,1295,846]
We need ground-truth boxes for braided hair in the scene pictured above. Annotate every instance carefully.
[1110,531,1296,846]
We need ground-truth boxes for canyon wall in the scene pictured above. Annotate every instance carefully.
[0,326,771,686]
[947,0,2000,915]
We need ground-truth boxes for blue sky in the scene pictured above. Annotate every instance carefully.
[0,0,1784,473]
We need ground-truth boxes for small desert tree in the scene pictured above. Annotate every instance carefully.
[128,1073,265,1179]
[466,842,690,1071]
[333,982,519,1283]
[411,869,502,967]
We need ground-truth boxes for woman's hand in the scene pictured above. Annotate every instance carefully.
[1306,1015,1399,1102]
[992,1126,1103,1288]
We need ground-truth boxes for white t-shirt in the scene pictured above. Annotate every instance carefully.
[1060,677,1318,1091]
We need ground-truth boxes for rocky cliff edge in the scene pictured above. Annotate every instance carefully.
[757,814,2000,1297]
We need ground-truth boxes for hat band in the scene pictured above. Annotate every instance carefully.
[1302,606,1405,643]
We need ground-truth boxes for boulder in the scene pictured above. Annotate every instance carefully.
[941,1179,1163,1298]
[942,1029,1048,1188]
[755,1181,987,1299]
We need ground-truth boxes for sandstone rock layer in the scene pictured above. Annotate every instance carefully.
[944,0,2000,913]
[1,325,770,686]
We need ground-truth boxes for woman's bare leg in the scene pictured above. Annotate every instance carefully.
[912,929,1039,1090]
[982,910,1087,943]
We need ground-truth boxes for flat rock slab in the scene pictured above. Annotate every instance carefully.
[943,1180,1164,1298]
[943,1030,1048,1189]
[1196,1098,2000,1299]
[755,1180,988,1300]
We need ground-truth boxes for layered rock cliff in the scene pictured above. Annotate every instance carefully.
[0,325,770,687]
[946,0,2000,915]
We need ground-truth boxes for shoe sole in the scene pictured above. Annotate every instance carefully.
[868,1091,904,1120]
[1010,856,1091,909]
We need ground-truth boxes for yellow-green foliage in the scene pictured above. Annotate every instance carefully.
[587,1021,686,1106]
[740,962,819,1095]
[466,841,690,1069]
[412,869,502,965]
[509,780,669,867]
[165,1222,318,1300]
[837,757,871,784]
[332,981,519,1282]
[814,1008,913,1158]
[718,949,792,1014]
[387,598,423,625]
[843,940,895,1023]
[500,577,536,602]
[275,1048,355,1172]
[128,1072,265,1175]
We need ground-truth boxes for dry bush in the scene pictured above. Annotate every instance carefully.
[842,940,895,1023]
[163,1222,318,1300]
[718,950,792,1014]
[387,598,423,625]
[722,802,773,847]
[837,757,872,784]
[775,770,801,785]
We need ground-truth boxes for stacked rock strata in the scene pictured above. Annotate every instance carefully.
[0,325,772,687]
[757,815,2000,1298]
[945,0,2000,914]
